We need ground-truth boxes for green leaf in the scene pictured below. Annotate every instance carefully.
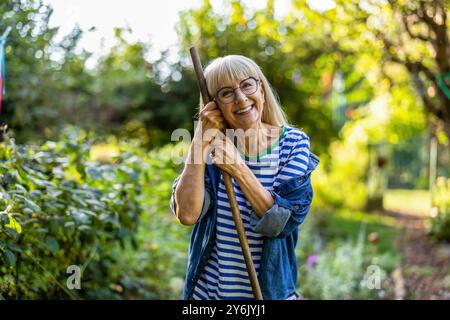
[4,250,16,266]
[71,211,90,224]
[72,194,88,207]
[85,199,105,208]
[86,167,103,180]
[24,198,42,213]
[6,241,22,253]
[64,221,75,228]
[5,216,22,234]
[45,236,59,255]
[78,225,91,231]
[34,228,49,233]
[23,218,39,225]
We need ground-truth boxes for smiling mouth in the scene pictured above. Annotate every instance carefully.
[234,105,254,115]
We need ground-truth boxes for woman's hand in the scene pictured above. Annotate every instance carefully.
[209,133,247,177]
[194,101,226,145]
[209,132,275,216]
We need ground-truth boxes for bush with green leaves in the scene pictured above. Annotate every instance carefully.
[102,142,190,299]
[299,240,392,299]
[297,221,394,300]
[429,177,450,242]
[0,128,144,299]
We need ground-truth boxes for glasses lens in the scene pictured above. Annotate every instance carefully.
[216,77,258,104]
[240,78,257,94]
[218,88,235,104]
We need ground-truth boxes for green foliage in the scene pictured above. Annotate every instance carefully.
[0,0,93,143]
[177,0,346,154]
[0,128,143,298]
[1,1,199,148]
[429,177,450,242]
[0,127,193,299]
[91,29,199,147]
[298,217,395,299]
[299,238,391,299]
[101,142,190,299]
[297,208,402,299]
[1,0,447,299]
[313,121,369,210]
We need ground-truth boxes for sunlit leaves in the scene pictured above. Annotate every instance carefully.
[5,215,22,234]
[0,128,144,298]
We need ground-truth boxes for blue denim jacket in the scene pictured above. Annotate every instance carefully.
[170,152,319,300]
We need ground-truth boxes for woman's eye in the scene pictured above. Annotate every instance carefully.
[221,90,233,98]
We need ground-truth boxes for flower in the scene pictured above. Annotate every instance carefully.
[368,232,379,244]
[307,255,319,267]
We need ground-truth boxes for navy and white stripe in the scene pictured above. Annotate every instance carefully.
[192,126,311,300]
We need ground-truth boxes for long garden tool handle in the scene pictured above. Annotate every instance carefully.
[189,46,263,300]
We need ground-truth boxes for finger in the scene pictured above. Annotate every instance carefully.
[211,151,224,165]
[211,135,227,147]
[201,101,218,112]
[200,113,224,127]
[207,116,222,125]
[203,128,221,144]
[199,110,211,121]
[208,109,223,117]
[200,111,223,124]
[212,129,225,140]
[210,141,226,157]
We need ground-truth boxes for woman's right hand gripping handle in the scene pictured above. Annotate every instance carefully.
[174,101,225,225]
[195,100,226,144]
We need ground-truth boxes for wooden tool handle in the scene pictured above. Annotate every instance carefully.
[189,46,263,300]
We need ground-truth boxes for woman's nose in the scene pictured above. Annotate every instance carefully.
[234,89,248,104]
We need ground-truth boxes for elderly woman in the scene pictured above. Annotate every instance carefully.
[170,55,319,300]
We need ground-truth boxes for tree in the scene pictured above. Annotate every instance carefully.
[329,0,449,149]
[0,0,92,143]
[91,28,200,148]
[382,0,450,147]
[177,0,355,154]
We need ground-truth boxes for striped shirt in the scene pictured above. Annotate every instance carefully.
[192,125,311,300]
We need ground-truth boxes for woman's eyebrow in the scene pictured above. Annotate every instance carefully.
[217,82,235,90]
[219,77,249,89]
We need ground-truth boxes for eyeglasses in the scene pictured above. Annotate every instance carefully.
[215,77,259,104]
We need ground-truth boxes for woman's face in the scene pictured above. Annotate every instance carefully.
[215,76,265,131]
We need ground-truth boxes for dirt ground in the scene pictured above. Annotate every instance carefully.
[383,209,450,300]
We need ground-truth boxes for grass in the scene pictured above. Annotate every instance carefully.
[403,265,436,277]
[312,189,433,274]
[384,189,431,216]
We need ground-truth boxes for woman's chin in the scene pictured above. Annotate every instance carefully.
[233,115,261,131]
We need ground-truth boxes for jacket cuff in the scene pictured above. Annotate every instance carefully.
[199,190,212,221]
[249,190,292,237]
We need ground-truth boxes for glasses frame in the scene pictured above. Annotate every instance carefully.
[214,76,260,105]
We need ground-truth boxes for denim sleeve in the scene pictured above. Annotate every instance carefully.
[249,173,314,238]
[170,173,213,223]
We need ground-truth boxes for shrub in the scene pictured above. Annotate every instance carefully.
[298,222,392,299]
[312,123,369,211]
[0,128,144,299]
[104,142,190,299]
[429,176,450,242]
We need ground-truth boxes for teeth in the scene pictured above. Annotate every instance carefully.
[235,106,253,114]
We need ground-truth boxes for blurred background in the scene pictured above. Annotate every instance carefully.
[0,0,449,300]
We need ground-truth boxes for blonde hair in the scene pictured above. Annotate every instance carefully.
[201,55,289,127]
